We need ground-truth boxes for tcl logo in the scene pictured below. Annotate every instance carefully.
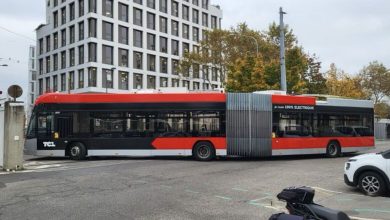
[43,142,56,148]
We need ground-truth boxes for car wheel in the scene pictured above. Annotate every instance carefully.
[193,142,216,161]
[358,172,386,196]
[326,141,341,158]
[69,142,87,160]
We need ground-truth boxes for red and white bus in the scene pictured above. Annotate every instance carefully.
[25,92,375,161]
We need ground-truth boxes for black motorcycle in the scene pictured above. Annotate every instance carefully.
[269,187,350,220]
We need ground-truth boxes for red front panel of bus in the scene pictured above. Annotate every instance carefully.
[272,137,375,150]
[152,137,226,150]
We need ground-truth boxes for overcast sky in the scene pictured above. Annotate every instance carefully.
[1,0,389,100]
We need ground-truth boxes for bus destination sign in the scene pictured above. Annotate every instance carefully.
[273,104,315,111]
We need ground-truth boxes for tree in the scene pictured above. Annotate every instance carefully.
[359,61,390,104]
[374,102,390,119]
[179,23,318,93]
[325,64,367,99]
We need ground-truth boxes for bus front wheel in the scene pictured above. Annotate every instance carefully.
[193,142,216,161]
[68,142,87,160]
[326,141,341,158]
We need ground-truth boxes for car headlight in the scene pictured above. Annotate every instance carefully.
[348,159,357,162]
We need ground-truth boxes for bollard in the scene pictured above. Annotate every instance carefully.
[3,101,25,171]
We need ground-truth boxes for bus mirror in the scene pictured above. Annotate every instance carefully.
[54,132,59,139]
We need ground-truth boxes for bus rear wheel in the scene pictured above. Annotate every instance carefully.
[326,141,341,158]
[68,142,87,160]
[193,142,216,161]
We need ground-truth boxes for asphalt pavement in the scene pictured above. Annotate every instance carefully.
[0,141,389,220]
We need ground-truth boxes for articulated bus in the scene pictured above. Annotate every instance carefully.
[25,92,375,161]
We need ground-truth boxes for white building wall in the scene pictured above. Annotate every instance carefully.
[27,46,37,119]
[35,0,223,101]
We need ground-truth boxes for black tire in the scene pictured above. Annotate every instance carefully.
[358,172,386,196]
[68,142,87,160]
[193,142,216,161]
[326,141,341,158]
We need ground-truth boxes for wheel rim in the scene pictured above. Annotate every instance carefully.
[197,145,210,159]
[361,176,380,194]
[328,144,337,155]
[70,146,80,157]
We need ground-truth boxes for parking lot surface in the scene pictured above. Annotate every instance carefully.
[0,141,389,220]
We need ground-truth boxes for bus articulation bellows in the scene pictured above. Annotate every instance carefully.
[25,92,375,161]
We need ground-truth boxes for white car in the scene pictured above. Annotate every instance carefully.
[344,150,390,196]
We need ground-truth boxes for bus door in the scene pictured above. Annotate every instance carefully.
[56,115,73,138]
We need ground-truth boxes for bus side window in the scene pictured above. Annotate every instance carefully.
[37,114,54,138]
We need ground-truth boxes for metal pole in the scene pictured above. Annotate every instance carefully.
[279,7,287,92]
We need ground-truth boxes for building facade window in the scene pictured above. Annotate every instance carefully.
[182,5,189,21]
[60,73,66,91]
[53,75,58,92]
[118,3,129,22]
[53,32,58,49]
[171,40,179,56]
[61,7,66,25]
[102,0,113,18]
[46,56,50,73]
[89,0,96,13]
[69,25,75,43]
[192,9,198,24]
[102,68,114,89]
[118,48,129,67]
[147,0,155,9]
[160,57,168,73]
[202,12,208,27]
[171,1,178,17]
[159,16,167,33]
[159,0,167,13]
[193,27,199,42]
[160,77,168,87]
[102,21,113,41]
[88,18,97,37]
[147,75,156,89]
[133,30,143,48]
[183,24,189,39]
[172,59,179,75]
[118,71,129,90]
[69,48,75,66]
[133,8,143,26]
[147,54,156,71]
[147,12,155,30]
[133,51,143,69]
[171,20,179,36]
[118,25,128,44]
[53,11,58,28]
[88,67,97,87]
[53,54,58,71]
[102,45,113,65]
[61,29,66,46]
[45,77,50,92]
[160,36,167,53]
[88,42,97,62]
[46,35,51,52]
[70,2,75,20]
[78,69,84,88]
[147,33,156,50]
[78,21,84,40]
[133,73,143,89]
[69,71,75,90]
[79,0,84,17]
[61,51,66,69]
